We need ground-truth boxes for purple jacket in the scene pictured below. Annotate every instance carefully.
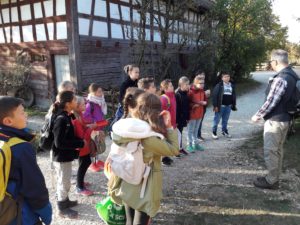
[83,101,105,123]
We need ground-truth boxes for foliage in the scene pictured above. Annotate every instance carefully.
[286,43,300,64]
[208,0,288,80]
[0,52,32,95]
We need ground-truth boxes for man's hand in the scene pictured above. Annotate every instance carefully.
[251,115,261,122]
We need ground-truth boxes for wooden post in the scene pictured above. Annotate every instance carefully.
[66,0,82,91]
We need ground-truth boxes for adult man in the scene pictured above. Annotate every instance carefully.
[251,49,298,189]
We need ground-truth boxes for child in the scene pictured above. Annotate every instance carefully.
[187,75,207,152]
[122,87,145,118]
[195,71,211,140]
[175,76,190,155]
[113,64,140,122]
[160,79,177,165]
[51,91,85,219]
[0,96,52,225]
[83,83,107,172]
[108,93,179,225]
[58,80,76,93]
[137,77,157,94]
[212,71,237,139]
[73,96,96,196]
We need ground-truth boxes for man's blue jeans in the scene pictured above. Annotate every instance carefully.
[212,105,231,133]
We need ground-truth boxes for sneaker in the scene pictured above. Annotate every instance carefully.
[84,182,91,187]
[195,144,205,151]
[179,149,189,155]
[76,187,94,196]
[212,132,218,139]
[222,131,232,138]
[253,177,279,190]
[58,208,78,219]
[162,156,173,166]
[95,160,105,169]
[186,145,195,153]
[198,136,205,142]
[89,163,101,172]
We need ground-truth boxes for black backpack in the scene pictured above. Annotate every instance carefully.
[286,72,300,114]
[38,114,56,151]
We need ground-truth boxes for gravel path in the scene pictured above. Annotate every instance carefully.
[33,71,299,225]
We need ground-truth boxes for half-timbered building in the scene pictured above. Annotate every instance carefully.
[0,0,214,107]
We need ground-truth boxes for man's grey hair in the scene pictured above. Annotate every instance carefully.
[271,49,289,64]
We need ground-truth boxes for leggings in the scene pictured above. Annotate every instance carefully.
[124,203,150,225]
[77,154,91,189]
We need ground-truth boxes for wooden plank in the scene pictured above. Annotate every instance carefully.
[0,7,7,43]
[29,0,37,41]
[41,0,49,41]
[66,0,82,90]
[89,0,95,36]
[16,0,24,42]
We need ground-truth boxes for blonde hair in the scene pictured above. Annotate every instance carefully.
[160,79,172,95]
[58,81,75,93]
[123,87,145,118]
[178,76,189,87]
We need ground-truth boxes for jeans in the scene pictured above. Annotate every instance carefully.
[264,120,289,184]
[187,119,201,146]
[53,161,72,201]
[197,108,206,138]
[212,105,231,133]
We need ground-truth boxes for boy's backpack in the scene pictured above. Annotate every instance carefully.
[286,72,300,114]
[39,114,56,151]
[0,136,25,225]
[161,94,171,110]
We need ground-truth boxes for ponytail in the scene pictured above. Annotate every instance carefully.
[123,64,139,76]
[51,91,75,114]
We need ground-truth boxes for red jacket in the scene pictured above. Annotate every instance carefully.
[72,114,93,157]
[188,85,206,120]
[160,92,177,128]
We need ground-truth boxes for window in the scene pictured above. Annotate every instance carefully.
[47,23,54,40]
[121,6,130,21]
[92,20,108,37]
[79,18,90,35]
[44,0,53,17]
[110,3,120,20]
[111,23,123,39]
[77,0,92,14]
[12,26,21,43]
[0,30,4,43]
[34,3,43,19]
[132,9,140,23]
[56,21,67,39]
[56,0,66,16]
[2,8,10,23]
[36,24,47,41]
[11,7,19,22]
[22,25,34,42]
[94,0,106,17]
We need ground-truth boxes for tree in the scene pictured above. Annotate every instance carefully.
[210,0,288,80]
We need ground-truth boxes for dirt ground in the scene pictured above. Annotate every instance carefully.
[33,71,300,225]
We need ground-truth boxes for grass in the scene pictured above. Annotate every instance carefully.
[25,106,47,117]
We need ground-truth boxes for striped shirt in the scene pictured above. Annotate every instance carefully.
[255,77,287,118]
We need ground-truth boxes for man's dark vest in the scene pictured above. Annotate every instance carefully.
[264,66,297,122]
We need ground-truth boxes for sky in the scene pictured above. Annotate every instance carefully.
[272,0,300,43]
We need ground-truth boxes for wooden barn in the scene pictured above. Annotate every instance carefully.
[0,0,214,108]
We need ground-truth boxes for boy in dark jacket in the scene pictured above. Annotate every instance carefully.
[212,71,237,139]
[0,96,52,225]
[175,76,190,155]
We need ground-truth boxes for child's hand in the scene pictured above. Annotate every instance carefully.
[192,105,199,109]
[201,101,207,106]
[213,107,219,112]
[160,110,172,128]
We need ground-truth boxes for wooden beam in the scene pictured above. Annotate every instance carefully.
[16,0,24,42]
[118,2,125,39]
[9,0,12,43]
[89,0,96,36]
[66,0,82,91]
[29,0,37,41]
[41,0,49,41]
[53,0,57,40]
[106,0,111,38]
[0,9,7,43]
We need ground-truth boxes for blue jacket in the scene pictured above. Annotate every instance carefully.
[0,125,52,225]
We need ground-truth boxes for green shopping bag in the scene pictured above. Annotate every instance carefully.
[96,196,126,225]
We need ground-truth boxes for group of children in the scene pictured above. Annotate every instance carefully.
[0,63,237,225]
